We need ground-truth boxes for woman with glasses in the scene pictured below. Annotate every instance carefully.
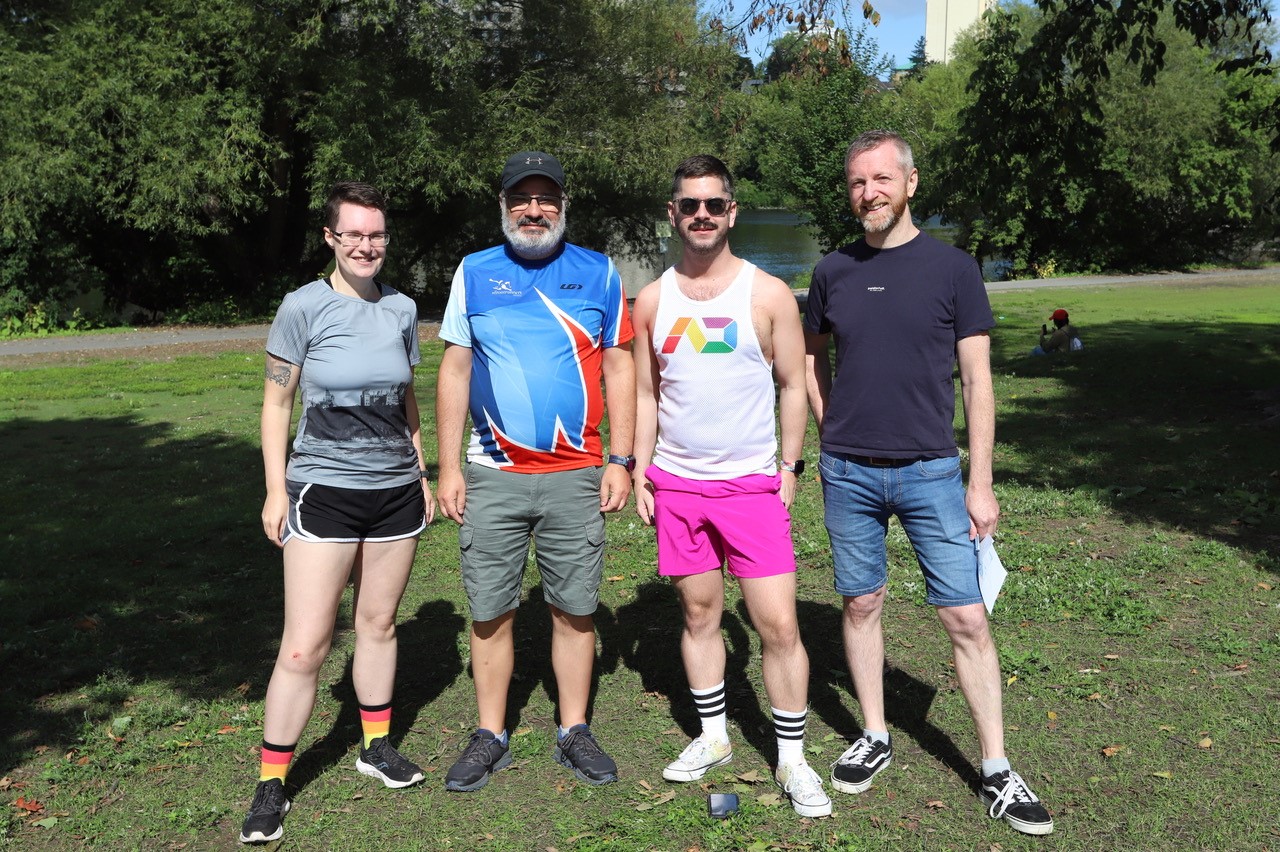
[239,181,434,845]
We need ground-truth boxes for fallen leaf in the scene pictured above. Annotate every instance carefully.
[74,615,102,631]
[1159,725,1175,732]
[1101,745,1126,758]
[1231,663,1249,672]
[1086,693,1102,701]
[734,770,763,783]
[1046,711,1058,721]
[1006,675,1017,686]
[235,682,251,696]
[32,817,58,829]
[1078,668,1101,674]
[606,575,624,581]
[1197,738,1213,749]
[12,796,43,814]
[1257,582,1272,591]
[1104,654,1120,660]
[636,779,652,791]
[926,799,948,809]
[1150,770,1173,779]
[216,725,240,735]
[755,792,782,806]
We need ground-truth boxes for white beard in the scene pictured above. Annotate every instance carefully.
[501,203,567,260]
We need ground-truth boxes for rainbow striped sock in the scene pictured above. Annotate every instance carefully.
[359,701,392,749]
[259,740,295,783]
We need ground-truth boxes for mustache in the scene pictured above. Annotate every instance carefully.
[518,215,553,228]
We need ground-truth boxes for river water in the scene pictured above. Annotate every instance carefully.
[660,209,822,286]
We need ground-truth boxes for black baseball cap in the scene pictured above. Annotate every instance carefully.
[501,151,565,192]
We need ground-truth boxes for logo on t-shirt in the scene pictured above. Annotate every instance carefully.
[661,317,737,354]
[866,286,885,292]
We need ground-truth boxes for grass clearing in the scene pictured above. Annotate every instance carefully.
[1,279,1277,850]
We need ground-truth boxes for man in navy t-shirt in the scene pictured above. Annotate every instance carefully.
[803,130,1054,836]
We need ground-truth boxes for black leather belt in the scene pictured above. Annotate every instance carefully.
[850,455,914,467]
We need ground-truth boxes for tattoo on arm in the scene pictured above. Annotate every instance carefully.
[265,357,293,388]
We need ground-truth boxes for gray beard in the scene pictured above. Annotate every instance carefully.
[501,204,567,260]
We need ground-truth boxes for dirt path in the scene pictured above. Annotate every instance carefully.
[1,267,1275,365]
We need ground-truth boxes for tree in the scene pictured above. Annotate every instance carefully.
[0,0,735,324]
[906,34,932,79]
[929,5,1279,276]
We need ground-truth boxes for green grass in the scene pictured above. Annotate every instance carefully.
[1,278,1278,850]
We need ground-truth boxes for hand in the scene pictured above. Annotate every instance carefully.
[779,471,797,510]
[261,491,289,548]
[420,477,436,525]
[965,483,1000,541]
[1041,324,1048,335]
[600,464,632,513]
[634,475,655,525]
[436,468,466,524]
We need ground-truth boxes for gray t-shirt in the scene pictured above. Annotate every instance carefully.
[266,279,421,488]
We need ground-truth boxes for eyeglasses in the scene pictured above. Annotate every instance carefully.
[505,193,565,212]
[675,197,732,217]
[331,230,390,247]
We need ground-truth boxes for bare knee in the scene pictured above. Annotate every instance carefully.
[276,641,330,677]
[843,588,886,629]
[936,603,992,649]
[354,608,398,644]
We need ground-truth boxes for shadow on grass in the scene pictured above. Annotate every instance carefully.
[610,582,770,756]
[286,599,465,795]
[989,319,1278,568]
[0,414,461,776]
[796,600,978,787]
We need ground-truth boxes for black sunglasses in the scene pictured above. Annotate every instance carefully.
[675,197,731,217]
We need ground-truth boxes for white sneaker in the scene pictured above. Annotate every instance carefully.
[662,735,733,782]
[775,761,833,817]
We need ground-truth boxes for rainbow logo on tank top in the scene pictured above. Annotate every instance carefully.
[661,317,737,354]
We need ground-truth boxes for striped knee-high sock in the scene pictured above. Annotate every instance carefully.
[773,706,807,766]
[359,701,392,748]
[259,740,296,783]
[691,682,728,743]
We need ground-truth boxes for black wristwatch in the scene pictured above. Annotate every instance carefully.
[607,454,636,472]
[780,459,805,476]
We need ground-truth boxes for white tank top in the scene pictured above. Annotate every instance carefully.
[652,260,778,479]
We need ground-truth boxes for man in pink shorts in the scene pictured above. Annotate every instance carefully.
[631,155,828,818]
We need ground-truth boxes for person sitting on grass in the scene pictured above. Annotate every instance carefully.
[1031,309,1083,355]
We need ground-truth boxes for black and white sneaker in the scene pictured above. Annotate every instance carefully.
[553,725,618,785]
[980,769,1055,835]
[355,737,425,788]
[445,729,513,792]
[830,734,892,794]
[238,778,290,844]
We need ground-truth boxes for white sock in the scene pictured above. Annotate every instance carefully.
[773,706,806,766]
[691,682,728,743]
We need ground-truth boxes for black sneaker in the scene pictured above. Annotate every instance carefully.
[355,737,425,789]
[553,724,618,785]
[445,729,513,792]
[830,734,892,794]
[980,769,1055,835]
[238,778,290,844]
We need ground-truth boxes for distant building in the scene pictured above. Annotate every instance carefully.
[925,0,993,63]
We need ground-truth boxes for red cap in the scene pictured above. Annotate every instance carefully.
[1051,309,1069,321]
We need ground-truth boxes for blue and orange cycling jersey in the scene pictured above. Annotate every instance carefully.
[440,242,633,473]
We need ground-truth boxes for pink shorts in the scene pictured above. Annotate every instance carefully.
[648,465,796,579]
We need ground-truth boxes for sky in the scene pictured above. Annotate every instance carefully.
[733,0,928,71]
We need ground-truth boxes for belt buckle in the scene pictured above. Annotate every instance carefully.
[868,456,892,467]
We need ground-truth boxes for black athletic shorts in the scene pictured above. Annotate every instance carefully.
[283,479,426,543]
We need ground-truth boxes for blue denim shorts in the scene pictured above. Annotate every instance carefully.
[818,450,982,607]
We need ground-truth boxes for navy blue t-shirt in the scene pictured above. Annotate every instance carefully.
[803,231,993,459]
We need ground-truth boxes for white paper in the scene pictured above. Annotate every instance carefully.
[977,535,1007,614]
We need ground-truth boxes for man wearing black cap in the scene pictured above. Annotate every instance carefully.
[435,151,636,792]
